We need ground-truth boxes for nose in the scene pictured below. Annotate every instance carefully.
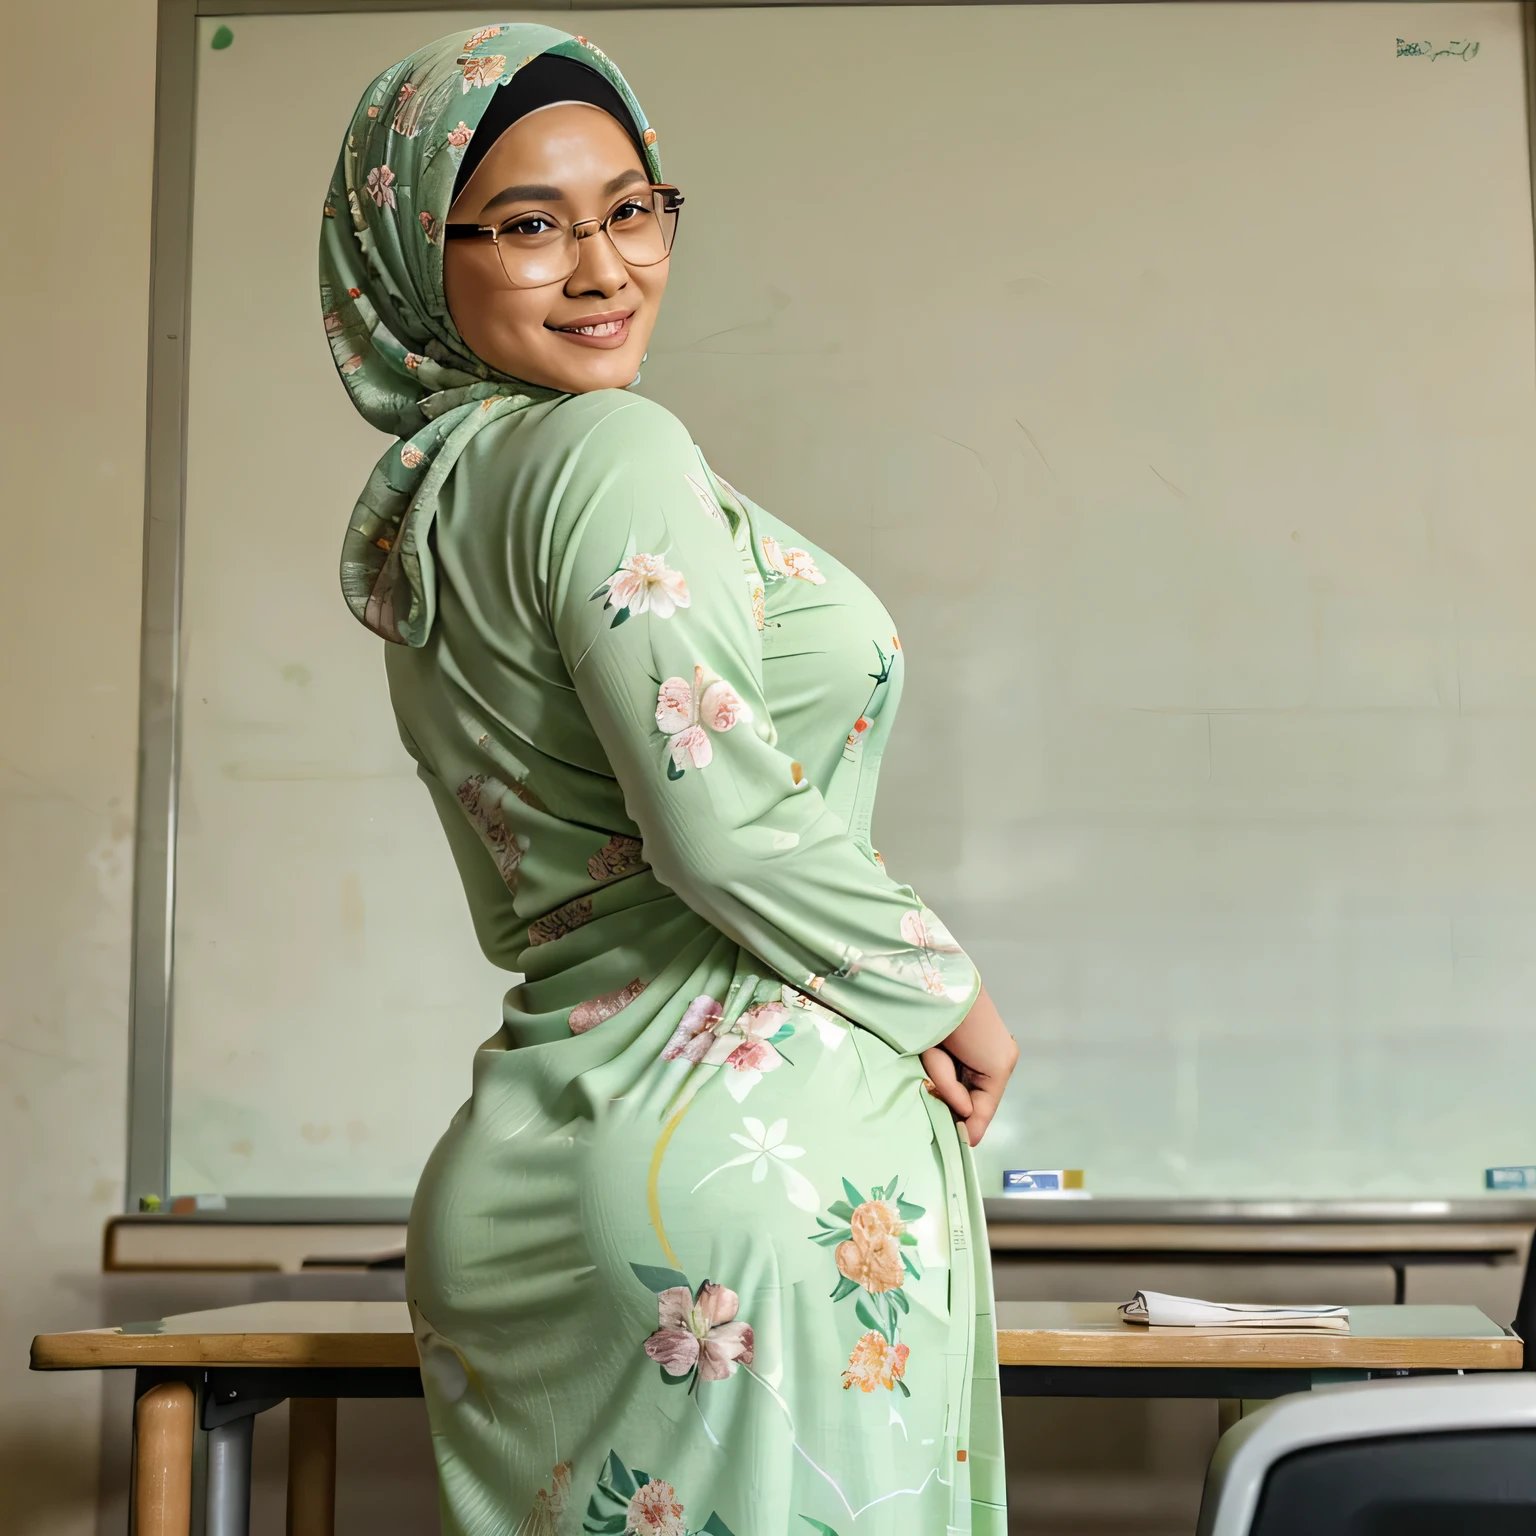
[564,225,630,299]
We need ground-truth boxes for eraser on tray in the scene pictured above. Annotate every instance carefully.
[1004,1169,1084,1192]
[1486,1166,1536,1190]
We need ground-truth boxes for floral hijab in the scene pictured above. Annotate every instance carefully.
[320,24,663,645]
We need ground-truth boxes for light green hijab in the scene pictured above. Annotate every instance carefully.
[320,25,663,645]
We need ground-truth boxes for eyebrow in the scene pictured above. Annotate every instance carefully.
[479,168,647,217]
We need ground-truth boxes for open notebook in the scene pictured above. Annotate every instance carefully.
[1120,1290,1350,1332]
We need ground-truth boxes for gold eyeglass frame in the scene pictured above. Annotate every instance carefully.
[443,184,685,289]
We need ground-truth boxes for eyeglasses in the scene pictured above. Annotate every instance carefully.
[443,185,684,289]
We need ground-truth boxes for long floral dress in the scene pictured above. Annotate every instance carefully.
[388,388,1004,1535]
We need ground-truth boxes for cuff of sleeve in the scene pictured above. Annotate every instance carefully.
[855,962,982,1058]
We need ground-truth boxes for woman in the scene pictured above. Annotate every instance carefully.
[321,24,1016,1535]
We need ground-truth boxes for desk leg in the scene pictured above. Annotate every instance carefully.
[1217,1397,1277,1438]
[286,1398,337,1536]
[207,1416,254,1536]
[133,1381,194,1536]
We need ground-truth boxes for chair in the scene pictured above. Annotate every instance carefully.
[1195,1374,1536,1536]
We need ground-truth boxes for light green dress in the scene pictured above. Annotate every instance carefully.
[320,25,1004,1536]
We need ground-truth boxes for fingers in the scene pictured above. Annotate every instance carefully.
[920,1046,973,1122]
[961,1078,1002,1147]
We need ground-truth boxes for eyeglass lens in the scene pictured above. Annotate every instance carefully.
[491,190,678,288]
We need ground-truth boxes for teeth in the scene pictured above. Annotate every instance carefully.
[565,319,625,336]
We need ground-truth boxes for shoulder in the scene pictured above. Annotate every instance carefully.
[571,389,695,466]
[452,389,697,524]
[514,388,693,465]
[539,393,704,541]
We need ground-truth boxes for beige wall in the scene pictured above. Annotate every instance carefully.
[1,2,158,1530]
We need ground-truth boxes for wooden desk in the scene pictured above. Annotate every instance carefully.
[996,1299,1520,1400]
[32,1300,1522,1535]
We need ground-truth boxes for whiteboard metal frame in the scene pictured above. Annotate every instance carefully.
[125,0,1536,1216]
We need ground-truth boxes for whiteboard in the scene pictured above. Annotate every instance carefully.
[170,3,1536,1200]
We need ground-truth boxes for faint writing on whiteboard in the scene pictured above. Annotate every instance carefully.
[1397,38,1480,61]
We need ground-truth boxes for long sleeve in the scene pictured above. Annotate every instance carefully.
[547,395,979,1055]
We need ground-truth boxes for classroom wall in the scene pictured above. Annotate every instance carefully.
[1,2,158,1530]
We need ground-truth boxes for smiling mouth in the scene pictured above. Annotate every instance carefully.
[559,318,625,336]
[550,310,634,336]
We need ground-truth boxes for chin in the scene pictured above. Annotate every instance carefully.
[546,351,643,395]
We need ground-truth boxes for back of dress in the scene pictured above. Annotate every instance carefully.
[387,384,1007,1535]
[385,386,977,1051]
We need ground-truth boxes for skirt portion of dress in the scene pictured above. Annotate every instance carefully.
[406,944,1005,1536]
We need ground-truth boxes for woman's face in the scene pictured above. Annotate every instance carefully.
[444,103,668,394]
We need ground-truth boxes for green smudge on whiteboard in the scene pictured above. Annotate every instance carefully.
[211,25,234,50]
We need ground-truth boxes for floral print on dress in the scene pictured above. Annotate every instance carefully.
[842,641,897,758]
[835,1196,906,1294]
[643,1279,754,1384]
[718,1002,791,1087]
[569,977,645,1034]
[592,553,690,627]
[628,1481,686,1536]
[456,773,530,893]
[660,997,795,1101]
[527,896,593,947]
[583,1449,737,1536]
[684,472,728,529]
[901,905,966,997]
[811,1176,925,1395]
[691,1116,819,1212]
[780,984,848,1051]
[446,120,473,147]
[842,1331,910,1394]
[418,210,441,244]
[364,164,397,209]
[391,82,420,137]
[655,666,751,779]
[661,994,724,1063]
[760,535,826,585]
[523,1461,572,1536]
[459,53,506,91]
[464,24,503,49]
[400,443,426,469]
[588,833,646,883]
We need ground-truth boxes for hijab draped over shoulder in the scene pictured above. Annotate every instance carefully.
[319,25,663,646]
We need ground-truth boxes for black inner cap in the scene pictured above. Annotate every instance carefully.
[451,52,650,203]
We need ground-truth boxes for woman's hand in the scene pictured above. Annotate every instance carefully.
[921,985,1018,1148]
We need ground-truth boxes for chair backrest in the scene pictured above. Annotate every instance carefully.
[1197,1375,1536,1536]
[1246,1428,1536,1535]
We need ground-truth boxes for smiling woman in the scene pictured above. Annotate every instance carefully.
[318,21,1011,1536]
[440,53,681,391]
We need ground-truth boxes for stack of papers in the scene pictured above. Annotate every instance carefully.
[1119,1290,1350,1332]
